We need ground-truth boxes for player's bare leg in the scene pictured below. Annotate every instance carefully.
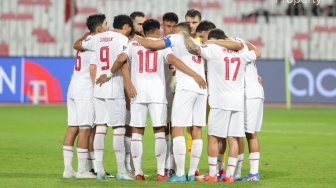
[187,126,203,181]
[94,124,107,179]
[234,137,245,180]
[153,126,168,181]
[76,126,96,178]
[62,126,79,178]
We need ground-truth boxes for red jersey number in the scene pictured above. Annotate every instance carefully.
[100,46,110,70]
[224,57,241,81]
[138,50,158,73]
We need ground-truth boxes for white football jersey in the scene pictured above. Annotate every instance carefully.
[163,34,207,95]
[122,38,172,103]
[200,44,257,111]
[81,31,128,99]
[67,48,93,100]
[234,37,264,99]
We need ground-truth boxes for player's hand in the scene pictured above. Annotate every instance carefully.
[95,74,109,86]
[193,74,207,89]
[258,75,263,85]
[126,83,137,98]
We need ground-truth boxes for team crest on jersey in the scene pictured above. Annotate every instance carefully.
[123,45,127,50]
[201,45,208,48]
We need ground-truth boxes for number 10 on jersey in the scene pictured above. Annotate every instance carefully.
[138,50,158,73]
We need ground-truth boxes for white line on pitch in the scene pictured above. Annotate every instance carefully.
[262,130,336,136]
[264,122,329,126]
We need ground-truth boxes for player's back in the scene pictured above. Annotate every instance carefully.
[203,44,255,111]
[67,50,93,99]
[92,31,129,99]
[125,39,169,103]
[165,34,206,94]
[235,37,264,99]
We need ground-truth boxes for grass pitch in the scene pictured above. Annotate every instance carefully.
[0,105,335,187]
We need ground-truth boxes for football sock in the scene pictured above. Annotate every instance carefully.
[94,126,107,174]
[226,157,237,177]
[188,139,203,176]
[155,132,167,176]
[113,127,127,174]
[124,136,132,171]
[234,154,244,178]
[63,145,74,171]
[131,133,143,175]
[249,152,260,174]
[77,148,88,173]
[208,156,217,176]
[173,136,186,176]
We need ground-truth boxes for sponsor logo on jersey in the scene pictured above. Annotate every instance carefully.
[201,45,208,48]
[123,45,127,50]
[84,37,91,42]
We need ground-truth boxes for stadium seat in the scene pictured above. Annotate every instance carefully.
[0,43,9,56]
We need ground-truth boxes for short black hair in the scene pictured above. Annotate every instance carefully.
[208,29,228,40]
[185,9,202,20]
[86,13,106,33]
[196,20,216,33]
[130,11,145,20]
[113,14,133,30]
[174,22,191,34]
[142,19,160,35]
[163,12,178,23]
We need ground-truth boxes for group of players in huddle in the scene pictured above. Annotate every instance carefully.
[62,9,264,183]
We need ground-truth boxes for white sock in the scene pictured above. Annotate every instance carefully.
[249,152,260,174]
[131,133,143,175]
[155,132,167,176]
[124,136,132,171]
[173,136,186,177]
[77,148,88,173]
[113,128,127,174]
[165,135,170,169]
[226,157,237,177]
[188,139,203,176]
[208,156,217,176]
[217,153,224,173]
[234,154,244,178]
[63,145,74,171]
[86,151,94,171]
[94,126,107,174]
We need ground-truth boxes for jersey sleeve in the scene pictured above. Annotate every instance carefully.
[162,34,180,48]
[162,47,173,61]
[240,50,257,63]
[199,44,212,60]
[121,42,132,60]
[81,35,95,51]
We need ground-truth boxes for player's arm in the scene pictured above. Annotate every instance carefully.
[73,32,90,51]
[95,53,128,86]
[167,54,207,89]
[120,64,137,98]
[180,31,200,55]
[205,39,243,51]
[258,75,263,85]
[133,35,166,50]
[244,40,261,58]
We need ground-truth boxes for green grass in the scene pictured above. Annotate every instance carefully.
[0,105,335,187]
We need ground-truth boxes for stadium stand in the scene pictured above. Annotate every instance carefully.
[0,0,335,60]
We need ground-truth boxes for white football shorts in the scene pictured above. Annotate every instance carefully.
[208,108,245,138]
[67,97,94,127]
[94,97,126,127]
[244,98,264,133]
[172,90,207,127]
[130,103,167,127]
